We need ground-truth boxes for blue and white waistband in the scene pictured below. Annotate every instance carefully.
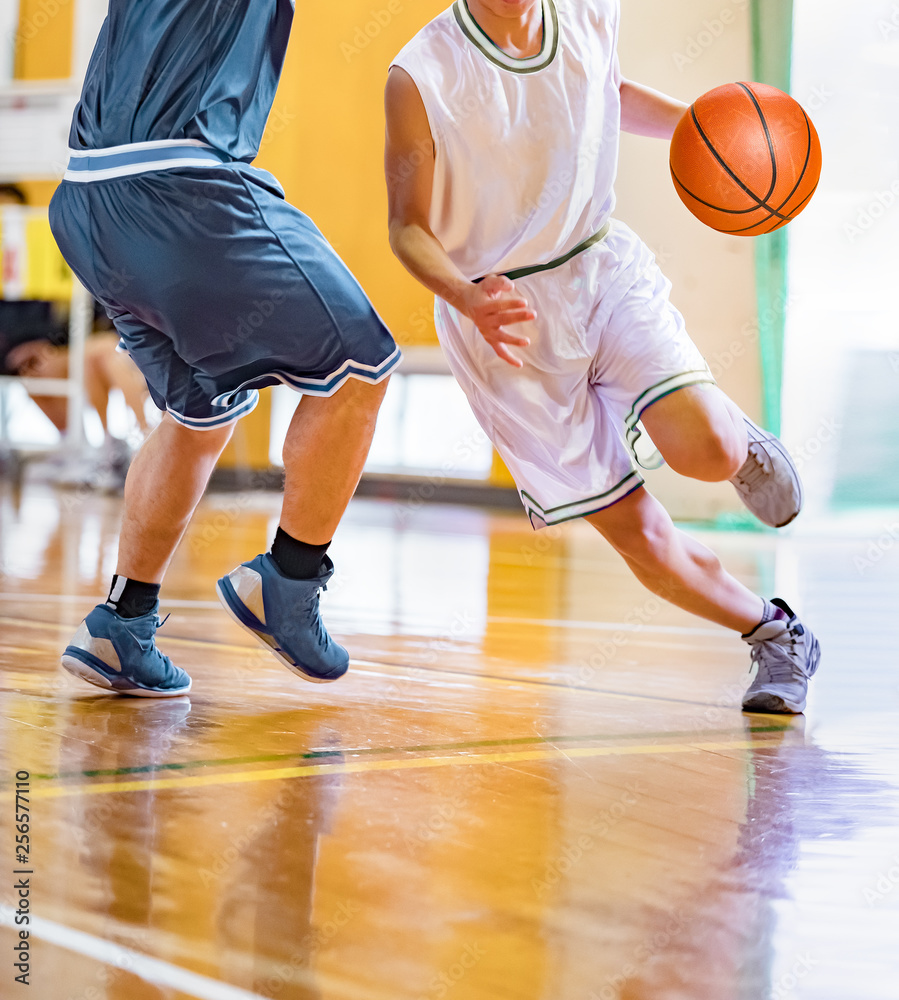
[64,139,232,182]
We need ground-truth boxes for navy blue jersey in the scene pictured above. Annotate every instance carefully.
[69,0,295,161]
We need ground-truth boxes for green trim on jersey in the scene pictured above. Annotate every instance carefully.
[475,222,611,284]
[623,370,717,470]
[503,222,611,281]
[452,0,560,74]
[521,472,644,527]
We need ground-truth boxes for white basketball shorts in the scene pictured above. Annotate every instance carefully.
[434,219,715,529]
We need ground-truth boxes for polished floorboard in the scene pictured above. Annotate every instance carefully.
[1,482,898,1000]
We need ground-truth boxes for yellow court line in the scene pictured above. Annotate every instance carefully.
[13,738,786,801]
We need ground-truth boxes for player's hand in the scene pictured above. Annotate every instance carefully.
[459,274,536,368]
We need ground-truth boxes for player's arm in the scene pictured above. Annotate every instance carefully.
[619,78,688,140]
[384,66,535,368]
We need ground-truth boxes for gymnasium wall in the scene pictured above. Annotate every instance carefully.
[11,0,763,517]
[261,0,761,518]
[252,0,449,351]
[615,0,760,519]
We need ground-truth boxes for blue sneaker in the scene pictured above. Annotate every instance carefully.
[61,604,192,697]
[216,553,349,683]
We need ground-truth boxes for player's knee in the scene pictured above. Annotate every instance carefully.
[668,426,744,482]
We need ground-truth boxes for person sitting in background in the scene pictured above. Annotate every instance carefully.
[3,329,151,441]
[1,183,153,485]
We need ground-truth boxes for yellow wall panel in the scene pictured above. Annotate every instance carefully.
[219,391,274,471]
[18,181,59,208]
[1,209,72,301]
[24,213,73,299]
[255,1,448,349]
[14,0,74,80]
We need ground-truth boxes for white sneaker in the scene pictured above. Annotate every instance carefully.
[730,418,803,528]
[742,599,820,714]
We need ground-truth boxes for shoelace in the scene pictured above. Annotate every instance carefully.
[734,447,771,488]
[297,587,329,646]
[751,632,804,684]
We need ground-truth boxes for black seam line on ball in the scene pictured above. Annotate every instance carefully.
[714,185,816,234]
[715,212,778,234]
[772,108,814,214]
[688,144,818,234]
[736,82,778,204]
[670,166,774,216]
[688,104,790,222]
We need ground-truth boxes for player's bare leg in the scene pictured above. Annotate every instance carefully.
[585,487,820,713]
[640,383,803,527]
[639,383,746,481]
[116,415,234,582]
[585,487,763,633]
[280,376,389,543]
[60,414,231,697]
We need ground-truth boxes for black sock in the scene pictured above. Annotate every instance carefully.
[106,576,160,619]
[270,527,331,579]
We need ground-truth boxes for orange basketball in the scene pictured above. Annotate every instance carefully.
[669,82,822,236]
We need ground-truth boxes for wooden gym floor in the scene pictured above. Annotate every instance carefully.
[1,481,898,1000]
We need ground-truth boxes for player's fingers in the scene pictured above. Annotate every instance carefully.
[493,307,536,326]
[482,294,530,315]
[481,273,515,296]
[489,326,530,347]
[491,341,524,368]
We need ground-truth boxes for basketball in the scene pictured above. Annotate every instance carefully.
[669,82,822,236]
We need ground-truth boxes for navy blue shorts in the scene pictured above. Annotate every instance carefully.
[50,147,399,429]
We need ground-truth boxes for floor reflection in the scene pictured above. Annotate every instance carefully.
[2,485,899,999]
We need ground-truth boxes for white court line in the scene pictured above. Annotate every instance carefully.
[0,593,726,636]
[0,906,267,1000]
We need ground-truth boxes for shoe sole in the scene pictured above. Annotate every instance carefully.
[215,579,347,684]
[742,418,804,528]
[60,652,192,698]
[741,691,805,714]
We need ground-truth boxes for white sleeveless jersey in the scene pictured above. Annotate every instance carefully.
[391,0,622,280]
